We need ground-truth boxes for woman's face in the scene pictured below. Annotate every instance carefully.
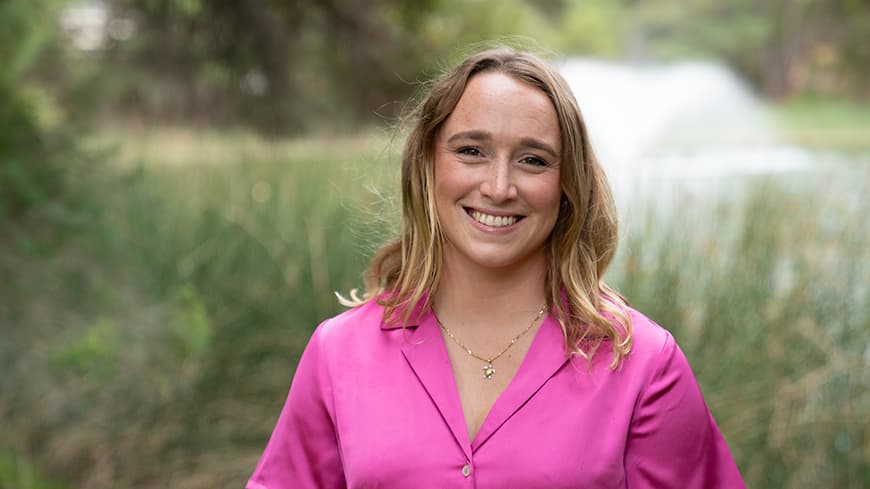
[433,72,562,274]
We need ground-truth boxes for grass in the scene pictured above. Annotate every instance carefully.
[1,127,401,488]
[0,449,65,489]
[771,96,870,153]
[0,125,867,488]
[608,171,869,487]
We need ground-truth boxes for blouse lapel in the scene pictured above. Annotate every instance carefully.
[471,315,570,452]
[399,312,473,460]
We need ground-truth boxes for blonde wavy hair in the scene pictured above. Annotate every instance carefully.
[343,46,632,368]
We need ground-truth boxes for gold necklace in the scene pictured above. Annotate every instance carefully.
[434,305,547,380]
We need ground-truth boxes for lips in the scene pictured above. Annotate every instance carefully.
[465,208,524,228]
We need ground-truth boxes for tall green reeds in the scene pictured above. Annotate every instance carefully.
[1,130,866,488]
[609,168,869,488]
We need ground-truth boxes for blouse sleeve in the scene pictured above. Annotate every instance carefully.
[624,332,745,489]
[247,322,346,489]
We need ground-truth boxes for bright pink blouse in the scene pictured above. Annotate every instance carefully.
[247,300,745,489]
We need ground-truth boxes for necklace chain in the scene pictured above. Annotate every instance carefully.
[434,305,547,380]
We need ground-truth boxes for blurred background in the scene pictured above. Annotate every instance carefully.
[1,1,868,488]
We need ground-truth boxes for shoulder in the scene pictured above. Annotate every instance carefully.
[615,307,690,383]
[625,307,676,360]
[620,309,746,487]
[300,300,407,390]
[294,300,389,380]
[312,299,388,349]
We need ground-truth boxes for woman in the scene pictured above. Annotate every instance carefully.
[247,47,745,488]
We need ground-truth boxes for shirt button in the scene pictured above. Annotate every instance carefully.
[461,464,472,477]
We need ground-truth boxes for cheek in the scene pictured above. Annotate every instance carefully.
[433,171,451,209]
[433,159,471,204]
[432,154,449,201]
[530,175,563,216]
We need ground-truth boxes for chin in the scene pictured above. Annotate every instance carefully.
[463,246,544,272]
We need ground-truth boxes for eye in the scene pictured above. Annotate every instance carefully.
[457,146,482,157]
[520,155,549,167]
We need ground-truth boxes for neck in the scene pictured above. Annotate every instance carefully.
[434,251,548,331]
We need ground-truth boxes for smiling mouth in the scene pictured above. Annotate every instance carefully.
[465,208,524,228]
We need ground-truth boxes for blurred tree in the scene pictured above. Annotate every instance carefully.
[556,0,628,56]
[96,0,554,134]
[0,0,74,221]
[100,0,297,133]
[89,0,870,132]
[757,0,870,98]
[100,0,434,133]
[630,0,870,99]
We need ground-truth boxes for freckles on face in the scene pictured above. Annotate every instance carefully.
[432,72,563,272]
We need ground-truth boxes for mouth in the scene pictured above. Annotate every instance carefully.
[464,207,525,228]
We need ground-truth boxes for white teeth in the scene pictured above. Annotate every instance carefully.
[471,211,517,228]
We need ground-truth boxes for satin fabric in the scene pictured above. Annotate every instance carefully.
[247,300,745,489]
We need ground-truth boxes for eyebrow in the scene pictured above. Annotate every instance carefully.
[520,137,559,159]
[446,130,490,144]
[446,130,559,159]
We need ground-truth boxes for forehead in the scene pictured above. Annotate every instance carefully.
[439,72,560,145]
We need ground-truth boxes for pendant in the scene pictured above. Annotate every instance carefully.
[482,362,496,379]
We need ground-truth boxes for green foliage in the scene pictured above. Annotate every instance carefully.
[85,0,870,133]
[414,0,554,54]
[169,284,212,361]
[71,0,870,135]
[0,85,49,219]
[556,0,628,56]
[0,0,88,223]
[772,97,870,152]
[0,448,65,489]
[627,0,870,98]
[0,0,58,220]
[0,1,56,83]
[51,318,120,378]
[0,131,387,486]
[96,0,561,133]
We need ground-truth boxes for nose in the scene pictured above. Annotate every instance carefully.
[479,158,517,203]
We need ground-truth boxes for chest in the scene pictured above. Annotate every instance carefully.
[442,330,533,441]
[329,340,633,489]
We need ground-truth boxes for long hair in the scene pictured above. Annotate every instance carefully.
[342,46,632,368]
